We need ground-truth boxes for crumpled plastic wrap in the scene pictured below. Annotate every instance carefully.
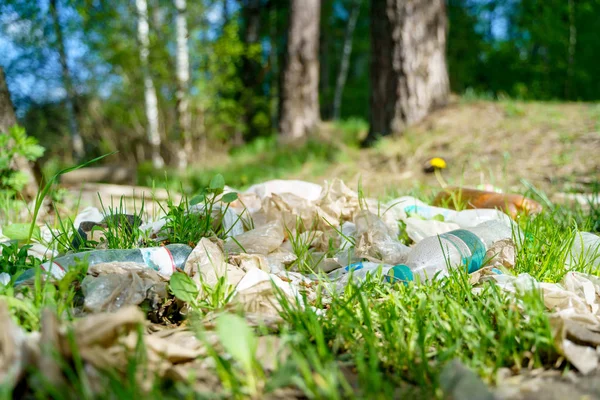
[354,210,410,265]
[224,220,285,255]
[82,262,168,313]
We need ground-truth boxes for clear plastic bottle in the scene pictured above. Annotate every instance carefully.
[392,196,513,228]
[328,261,394,290]
[386,220,517,283]
[18,244,193,282]
[567,232,600,270]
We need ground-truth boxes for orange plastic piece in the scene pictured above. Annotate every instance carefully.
[433,187,543,219]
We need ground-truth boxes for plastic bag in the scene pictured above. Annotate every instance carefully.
[82,262,167,313]
[245,179,323,201]
[224,220,285,255]
[354,211,410,265]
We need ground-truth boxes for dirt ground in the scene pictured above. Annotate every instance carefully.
[311,98,600,198]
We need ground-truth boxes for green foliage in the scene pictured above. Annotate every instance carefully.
[0,241,41,277]
[159,174,241,245]
[0,125,44,196]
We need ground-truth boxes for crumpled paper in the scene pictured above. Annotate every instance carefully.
[185,238,246,291]
[233,268,305,320]
[245,179,323,202]
[0,303,207,393]
[488,272,600,374]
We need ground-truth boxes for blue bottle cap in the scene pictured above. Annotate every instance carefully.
[386,264,414,284]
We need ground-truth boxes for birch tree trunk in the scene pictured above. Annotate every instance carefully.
[49,0,85,162]
[174,0,191,169]
[0,67,39,200]
[332,0,362,121]
[136,0,164,169]
[364,0,449,146]
[278,0,321,142]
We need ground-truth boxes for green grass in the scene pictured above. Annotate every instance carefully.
[137,121,368,194]
[1,169,599,398]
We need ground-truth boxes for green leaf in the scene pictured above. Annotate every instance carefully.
[209,174,225,193]
[169,272,199,304]
[3,223,39,241]
[190,193,206,206]
[221,192,238,204]
[216,313,257,371]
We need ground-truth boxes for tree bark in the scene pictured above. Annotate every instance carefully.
[332,0,362,121]
[565,0,576,99]
[268,3,278,129]
[0,67,39,200]
[319,0,332,120]
[364,0,449,146]
[136,0,165,168]
[278,0,321,142]
[174,0,191,169]
[49,0,85,162]
[240,0,262,142]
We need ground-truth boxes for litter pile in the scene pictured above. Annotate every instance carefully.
[1,178,599,395]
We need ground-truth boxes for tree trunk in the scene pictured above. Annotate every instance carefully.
[278,0,321,142]
[565,0,576,99]
[0,67,39,200]
[332,0,362,121]
[319,0,332,120]
[240,0,262,142]
[136,0,165,168]
[174,0,191,170]
[49,0,85,162]
[364,0,449,146]
[269,3,278,129]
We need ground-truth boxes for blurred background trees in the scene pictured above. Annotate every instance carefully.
[1,0,599,171]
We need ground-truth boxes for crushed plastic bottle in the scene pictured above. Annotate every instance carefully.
[15,244,193,284]
[386,220,518,283]
[567,232,600,270]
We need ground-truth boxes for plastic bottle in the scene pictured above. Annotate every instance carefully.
[433,187,543,219]
[387,196,514,228]
[567,232,600,270]
[328,261,394,290]
[386,220,517,283]
[17,244,193,283]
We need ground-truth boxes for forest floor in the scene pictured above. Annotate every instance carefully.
[173,97,599,201]
[2,98,600,399]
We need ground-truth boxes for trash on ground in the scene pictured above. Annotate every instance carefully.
[82,261,168,313]
[433,186,543,218]
[4,176,600,386]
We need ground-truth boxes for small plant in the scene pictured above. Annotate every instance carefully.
[286,217,324,273]
[0,241,41,278]
[0,125,45,197]
[160,174,240,246]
